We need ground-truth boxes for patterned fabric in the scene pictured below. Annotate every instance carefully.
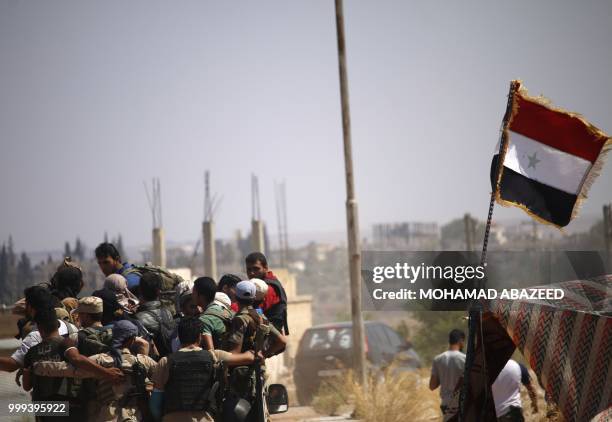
[489,275,611,422]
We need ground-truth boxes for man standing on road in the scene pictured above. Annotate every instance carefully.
[429,329,466,421]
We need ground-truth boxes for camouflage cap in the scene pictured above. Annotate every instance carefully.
[55,307,71,322]
[76,296,103,314]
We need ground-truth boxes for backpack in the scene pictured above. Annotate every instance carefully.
[264,278,289,335]
[124,265,184,315]
[142,308,176,358]
[77,326,112,356]
[202,306,233,348]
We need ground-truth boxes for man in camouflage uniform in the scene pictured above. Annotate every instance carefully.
[225,280,287,422]
[192,277,234,350]
[32,320,157,422]
[22,307,124,421]
[71,297,114,415]
[150,317,259,422]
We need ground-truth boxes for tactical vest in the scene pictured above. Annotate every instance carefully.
[203,305,233,349]
[234,308,270,353]
[76,326,113,401]
[163,350,215,414]
[27,337,81,401]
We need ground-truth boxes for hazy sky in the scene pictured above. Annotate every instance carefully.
[1,0,611,253]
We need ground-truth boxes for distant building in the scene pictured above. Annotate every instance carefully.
[372,222,440,250]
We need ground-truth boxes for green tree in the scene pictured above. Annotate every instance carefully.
[441,217,485,249]
[7,236,15,266]
[116,234,126,260]
[17,252,34,288]
[73,237,85,261]
[0,244,8,303]
[411,311,467,365]
[64,241,72,258]
[7,236,17,300]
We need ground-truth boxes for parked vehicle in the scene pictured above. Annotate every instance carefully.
[293,321,421,405]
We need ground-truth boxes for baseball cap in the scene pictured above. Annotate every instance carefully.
[214,292,232,310]
[235,280,256,300]
[251,278,268,302]
[76,296,103,314]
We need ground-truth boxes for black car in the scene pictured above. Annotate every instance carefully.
[293,321,421,405]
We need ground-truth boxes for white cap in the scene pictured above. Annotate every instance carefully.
[214,292,232,310]
[236,280,256,300]
[251,278,268,302]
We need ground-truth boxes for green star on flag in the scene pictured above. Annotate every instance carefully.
[527,152,540,169]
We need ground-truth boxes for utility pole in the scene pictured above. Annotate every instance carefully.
[251,174,265,254]
[464,213,474,251]
[335,0,366,387]
[274,180,291,267]
[145,178,166,267]
[604,203,612,267]
[203,171,219,280]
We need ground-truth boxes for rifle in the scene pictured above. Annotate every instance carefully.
[252,318,267,422]
[121,357,154,422]
[211,361,228,418]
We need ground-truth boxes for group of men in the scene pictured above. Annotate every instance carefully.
[429,329,539,422]
[0,242,289,422]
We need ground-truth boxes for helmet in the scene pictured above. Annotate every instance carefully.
[222,396,251,422]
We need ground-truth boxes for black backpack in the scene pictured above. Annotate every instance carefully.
[143,308,176,357]
[264,278,289,335]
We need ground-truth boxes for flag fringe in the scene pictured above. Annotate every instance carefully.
[572,138,612,221]
[495,80,612,228]
[494,195,567,230]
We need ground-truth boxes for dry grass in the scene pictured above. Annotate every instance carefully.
[0,312,20,339]
[311,366,566,422]
[312,368,440,422]
[521,387,565,422]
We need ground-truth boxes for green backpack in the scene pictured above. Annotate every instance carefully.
[124,264,184,315]
[77,326,113,356]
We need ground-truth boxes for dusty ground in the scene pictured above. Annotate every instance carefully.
[271,406,323,421]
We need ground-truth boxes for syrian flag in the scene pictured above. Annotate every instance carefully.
[491,81,611,227]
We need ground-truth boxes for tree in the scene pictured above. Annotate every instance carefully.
[74,237,85,261]
[64,241,72,258]
[116,234,126,260]
[7,235,16,267]
[411,311,467,365]
[17,252,33,288]
[441,217,485,250]
[6,236,17,301]
[0,244,8,303]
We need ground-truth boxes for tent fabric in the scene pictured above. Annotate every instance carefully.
[489,275,611,422]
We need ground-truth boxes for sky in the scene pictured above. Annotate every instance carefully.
[1,0,611,253]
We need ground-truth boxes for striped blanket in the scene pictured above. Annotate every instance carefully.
[489,275,611,422]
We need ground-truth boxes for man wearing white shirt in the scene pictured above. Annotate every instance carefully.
[0,286,73,373]
[492,359,525,422]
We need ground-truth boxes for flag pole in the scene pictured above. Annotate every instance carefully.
[458,80,519,421]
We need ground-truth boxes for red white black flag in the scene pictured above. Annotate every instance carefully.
[491,81,611,227]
